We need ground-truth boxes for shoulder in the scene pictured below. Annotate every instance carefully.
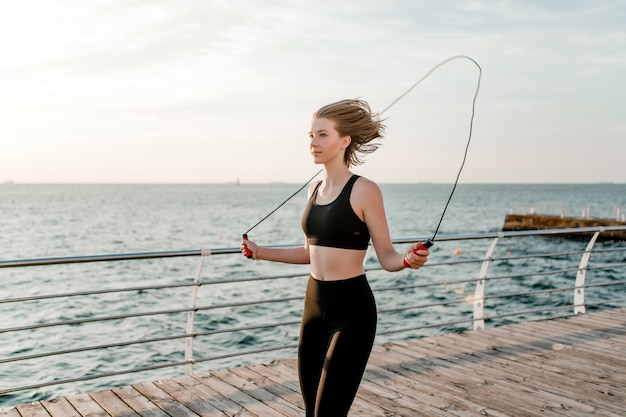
[307,180,321,199]
[352,176,384,205]
[354,176,381,195]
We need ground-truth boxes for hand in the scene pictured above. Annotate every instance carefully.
[403,242,429,269]
[241,238,259,260]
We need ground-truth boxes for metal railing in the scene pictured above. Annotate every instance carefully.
[1,226,625,405]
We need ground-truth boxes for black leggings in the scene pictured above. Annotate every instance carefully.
[298,275,377,417]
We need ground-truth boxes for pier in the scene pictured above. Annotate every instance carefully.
[503,213,626,241]
[3,307,624,417]
[2,227,625,416]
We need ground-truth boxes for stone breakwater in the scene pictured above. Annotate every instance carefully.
[503,213,626,241]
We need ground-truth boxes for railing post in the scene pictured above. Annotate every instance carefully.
[574,231,600,315]
[185,250,210,375]
[473,236,500,331]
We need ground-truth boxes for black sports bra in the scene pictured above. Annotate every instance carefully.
[301,175,370,250]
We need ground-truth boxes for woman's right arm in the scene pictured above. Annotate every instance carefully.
[257,242,310,264]
[241,183,318,264]
[242,237,310,264]
[240,181,317,265]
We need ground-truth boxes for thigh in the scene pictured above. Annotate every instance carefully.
[315,298,377,416]
[298,295,328,414]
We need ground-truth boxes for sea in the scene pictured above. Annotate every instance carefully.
[1,182,626,406]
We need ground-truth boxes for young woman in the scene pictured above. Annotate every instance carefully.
[241,99,430,416]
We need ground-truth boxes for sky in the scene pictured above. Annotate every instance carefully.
[1,0,624,184]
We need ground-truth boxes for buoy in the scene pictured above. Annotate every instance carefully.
[454,249,462,255]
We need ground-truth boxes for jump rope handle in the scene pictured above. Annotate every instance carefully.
[403,238,434,268]
[242,234,253,259]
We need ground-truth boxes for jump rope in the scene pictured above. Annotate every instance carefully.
[242,55,482,264]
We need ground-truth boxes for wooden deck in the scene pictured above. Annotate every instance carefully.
[3,307,625,417]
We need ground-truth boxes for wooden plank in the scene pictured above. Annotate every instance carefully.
[483,323,626,386]
[427,324,626,416]
[519,319,626,361]
[235,363,304,410]
[110,385,170,417]
[416,335,607,417]
[212,368,303,417]
[0,407,23,417]
[193,372,291,417]
[247,362,302,395]
[517,317,625,349]
[430,332,571,377]
[64,393,109,417]
[154,378,227,417]
[362,367,473,417]
[89,390,140,417]
[3,308,626,417]
[357,373,445,417]
[437,332,616,404]
[367,344,508,417]
[173,375,256,417]
[401,337,580,417]
[278,352,391,416]
[251,361,301,390]
[384,341,555,417]
[40,398,81,417]
[15,403,50,417]
[130,382,198,417]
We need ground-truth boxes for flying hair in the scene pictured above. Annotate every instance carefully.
[313,99,385,167]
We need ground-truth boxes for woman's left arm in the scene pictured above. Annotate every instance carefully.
[355,179,429,272]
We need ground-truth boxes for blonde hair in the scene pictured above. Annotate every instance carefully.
[313,99,385,166]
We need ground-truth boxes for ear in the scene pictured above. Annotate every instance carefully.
[341,135,352,150]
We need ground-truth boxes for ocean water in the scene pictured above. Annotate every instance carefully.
[1,182,626,406]
[2,183,625,260]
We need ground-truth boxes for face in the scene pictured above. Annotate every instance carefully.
[308,117,351,165]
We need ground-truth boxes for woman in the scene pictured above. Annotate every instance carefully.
[241,99,429,416]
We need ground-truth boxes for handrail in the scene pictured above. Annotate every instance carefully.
[1,226,625,405]
[2,225,626,268]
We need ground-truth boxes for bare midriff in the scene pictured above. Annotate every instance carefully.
[309,245,367,281]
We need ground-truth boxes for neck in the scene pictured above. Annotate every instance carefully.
[322,162,352,186]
